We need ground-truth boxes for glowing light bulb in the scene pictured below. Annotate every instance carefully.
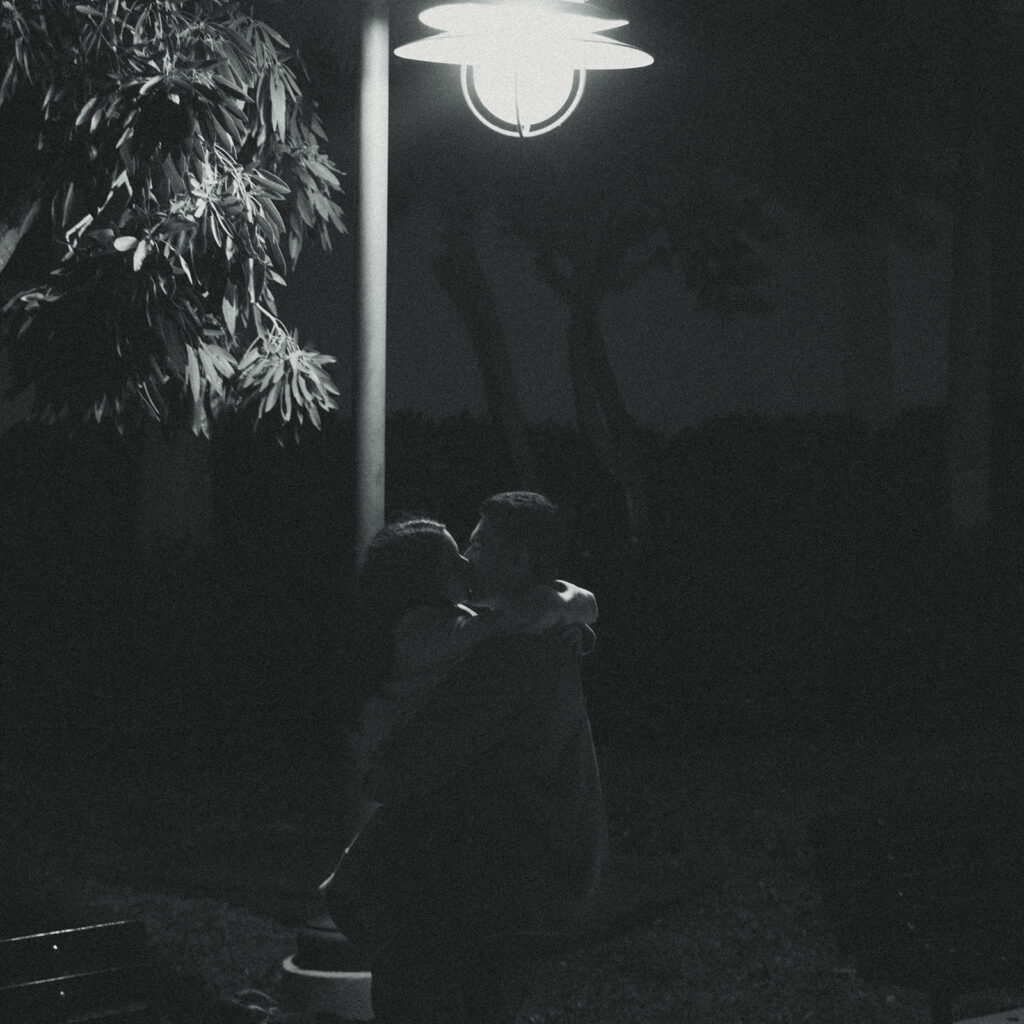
[463,57,583,136]
[395,1,652,138]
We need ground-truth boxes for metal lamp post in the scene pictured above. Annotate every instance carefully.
[353,0,391,569]
[353,0,651,565]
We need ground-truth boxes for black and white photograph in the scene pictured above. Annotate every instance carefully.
[1,2,1022,1022]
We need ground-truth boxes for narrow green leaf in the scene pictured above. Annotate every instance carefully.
[185,345,201,404]
[270,74,285,140]
[161,318,187,377]
[211,75,250,103]
[252,169,289,196]
[133,239,151,271]
[197,343,220,391]
[327,202,346,233]
[74,96,99,127]
[212,100,245,144]
[281,371,292,421]
[237,344,261,371]
[157,218,195,237]
[222,292,237,339]
[192,396,209,438]
[311,192,332,219]
[0,59,18,108]
[294,364,309,403]
[266,230,285,274]
[260,23,289,48]
[177,253,195,285]
[295,188,313,227]
[207,344,236,377]
[162,156,186,194]
[262,375,282,417]
[307,160,341,188]
[206,109,234,151]
[62,182,76,229]
[256,194,285,234]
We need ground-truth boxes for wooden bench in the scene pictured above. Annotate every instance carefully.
[808,793,1024,1024]
[0,919,155,1023]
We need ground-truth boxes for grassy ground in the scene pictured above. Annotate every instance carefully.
[4,718,1024,1023]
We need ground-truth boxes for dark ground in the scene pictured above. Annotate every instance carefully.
[3,709,1024,1023]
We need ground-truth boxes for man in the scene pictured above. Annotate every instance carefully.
[364,491,608,1024]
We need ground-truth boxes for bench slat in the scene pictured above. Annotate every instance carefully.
[0,965,152,1021]
[0,921,147,987]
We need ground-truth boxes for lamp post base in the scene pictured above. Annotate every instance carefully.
[280,915,374,1020]
[280,956,373,1021]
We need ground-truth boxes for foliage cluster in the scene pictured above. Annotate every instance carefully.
[0,0,344,441]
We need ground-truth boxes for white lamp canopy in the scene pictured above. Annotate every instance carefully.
[395,0,653,137]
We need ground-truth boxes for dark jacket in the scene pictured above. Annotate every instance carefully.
[363,629,608,947]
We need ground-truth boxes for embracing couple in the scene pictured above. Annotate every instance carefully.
[323,491,609,1024]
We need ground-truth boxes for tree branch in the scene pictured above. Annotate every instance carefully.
[435,204,539,489]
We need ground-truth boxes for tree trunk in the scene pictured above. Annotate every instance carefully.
[836,224,893,433]
[565,264,651,550]
[944,5,994,536]
[0,185,41,278]
[434,206,539,489]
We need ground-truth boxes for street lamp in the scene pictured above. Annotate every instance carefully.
[395,1,653,138]
[354,0,652,564]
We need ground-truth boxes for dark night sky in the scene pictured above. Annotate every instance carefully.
[0,1,956,436]
[282,196,950,432]
[0,192,956,434]
[264,9,955,437]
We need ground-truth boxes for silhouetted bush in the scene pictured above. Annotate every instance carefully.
[1,406,1018,766]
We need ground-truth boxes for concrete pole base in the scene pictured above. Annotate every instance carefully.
[280,954,374,1021]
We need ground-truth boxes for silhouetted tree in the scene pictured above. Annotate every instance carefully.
[0,0,344,441]
[725,0,1024,537]
[434,195,540,489]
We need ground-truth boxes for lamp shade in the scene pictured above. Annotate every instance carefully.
[395,0,652,137]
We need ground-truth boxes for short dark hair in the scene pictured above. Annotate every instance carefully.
[359,517,452,623]
[479,491,566,582]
